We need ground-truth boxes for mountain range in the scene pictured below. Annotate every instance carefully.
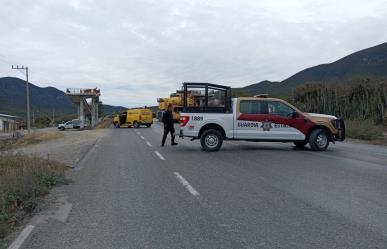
[1,42,387,117]
[236,42,387,96]
[0,77,126,117]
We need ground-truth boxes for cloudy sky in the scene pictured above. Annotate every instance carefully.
[1,0,387,107]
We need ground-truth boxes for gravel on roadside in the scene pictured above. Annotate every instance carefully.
[15,129,109,168]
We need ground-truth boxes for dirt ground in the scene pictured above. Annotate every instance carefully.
[14,128,108,168]
[0,128,110,249]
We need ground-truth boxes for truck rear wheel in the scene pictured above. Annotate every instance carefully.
[200,129,223,152]
[146,124,151,128]
[309,129,329,151]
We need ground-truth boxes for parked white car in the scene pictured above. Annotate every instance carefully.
[58,119,82,130]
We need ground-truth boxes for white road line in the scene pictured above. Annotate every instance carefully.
[7,225,34,249]
[140,135,145,140]
[146,141,152,147]
[136,132,141,135]
[154,151,166,161]
[174,172,200,197]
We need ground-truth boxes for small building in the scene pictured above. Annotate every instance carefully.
[0,113,19,133]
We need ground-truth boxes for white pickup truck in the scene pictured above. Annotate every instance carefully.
[58,119,82,130]
[179,83,345,152]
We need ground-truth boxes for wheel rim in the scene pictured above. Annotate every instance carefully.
[205,134,219,148]
[316,134,328,148]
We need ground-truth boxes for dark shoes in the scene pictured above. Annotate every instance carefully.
[161,143,178,147]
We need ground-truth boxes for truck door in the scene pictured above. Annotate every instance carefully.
[120,111,127,125]
[65,121,73,129]
[265,100,306,140]
[235,99,268,139]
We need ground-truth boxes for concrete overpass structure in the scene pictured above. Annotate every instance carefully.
[66,88,101,128]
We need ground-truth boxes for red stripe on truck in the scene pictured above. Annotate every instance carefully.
[238,113,315,135]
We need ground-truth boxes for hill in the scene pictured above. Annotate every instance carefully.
[0,77,126,117]
[237,42,387,96]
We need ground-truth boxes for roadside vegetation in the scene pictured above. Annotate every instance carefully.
[345,119,384,140]
[0,153,67,240]
[13,131,63,147]
[0,131,63,151]
[293,77,387,141]
[95,117,113,129]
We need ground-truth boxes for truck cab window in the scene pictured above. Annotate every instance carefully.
[268,101,295,117]
[240,100,263,114]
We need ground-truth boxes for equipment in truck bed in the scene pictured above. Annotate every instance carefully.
[182,82,232,113]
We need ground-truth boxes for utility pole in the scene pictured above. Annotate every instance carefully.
[52,107,55,126]
[12,65,31,134]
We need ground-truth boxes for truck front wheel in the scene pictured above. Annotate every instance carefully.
[293,140,308,148]
[200,129,223,152]
[309,129,330,151]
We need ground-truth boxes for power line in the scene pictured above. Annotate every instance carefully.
[17,69,26,75]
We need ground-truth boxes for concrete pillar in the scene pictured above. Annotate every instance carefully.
[77,102,80,118]
[80,99,85,128]
[91,98,96,127]
[95,100,99,124]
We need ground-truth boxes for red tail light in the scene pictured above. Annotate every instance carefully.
[180,116,190,127]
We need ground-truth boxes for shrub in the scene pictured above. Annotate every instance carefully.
[0,154,67,239]
[345,119,383,140]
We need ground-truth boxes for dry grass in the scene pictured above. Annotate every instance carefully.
[0,131,63,152]
[95,118,113,129]
[0,153,67,239]
[13,131,64,147]
[346,119,384,141]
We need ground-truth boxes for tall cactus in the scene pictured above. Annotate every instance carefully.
[293,77,387,123]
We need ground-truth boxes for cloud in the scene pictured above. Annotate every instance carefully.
[0,0,386,107]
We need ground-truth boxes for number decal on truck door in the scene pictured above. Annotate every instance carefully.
[192,116,203,121]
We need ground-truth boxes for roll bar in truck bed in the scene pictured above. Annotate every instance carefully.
[182,82,232,113]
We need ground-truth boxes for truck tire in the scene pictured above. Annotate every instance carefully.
[133,121,140,128]
[293,140,308,148]
[200,129,223,152]
[309,129,329,151]
[146,123,151,128]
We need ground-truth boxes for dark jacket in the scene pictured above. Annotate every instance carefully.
[162,110,174,131]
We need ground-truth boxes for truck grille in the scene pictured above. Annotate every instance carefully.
[331,118,346,141]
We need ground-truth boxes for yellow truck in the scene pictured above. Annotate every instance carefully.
[157,97,182,122]
[113,108,153,128]
[157,95,195,122]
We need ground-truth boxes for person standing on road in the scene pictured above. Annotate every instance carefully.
[162,104,178,147]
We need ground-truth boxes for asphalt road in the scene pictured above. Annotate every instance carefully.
[20,122,387,249]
